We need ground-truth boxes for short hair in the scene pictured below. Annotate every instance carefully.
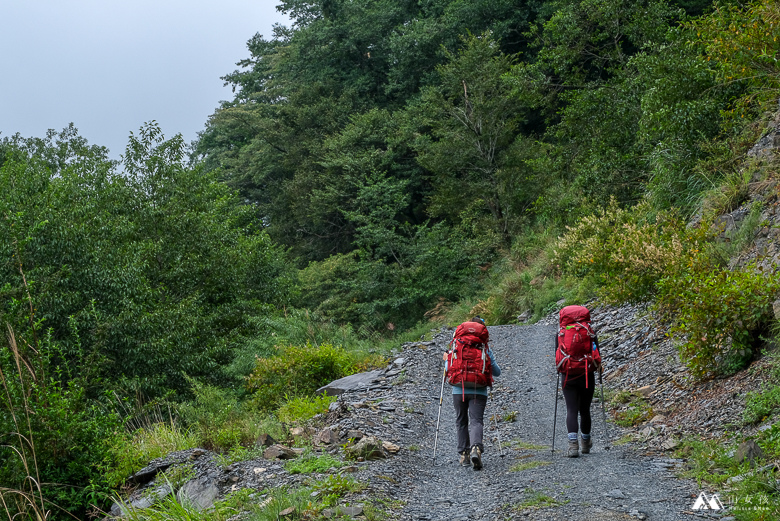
[471,316,485,325]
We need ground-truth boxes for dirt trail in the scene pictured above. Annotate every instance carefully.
[359,322,701,521]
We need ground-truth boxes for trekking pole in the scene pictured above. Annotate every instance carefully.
[599,369,611,450]
[551,373,560,454]
[432,359,447,465]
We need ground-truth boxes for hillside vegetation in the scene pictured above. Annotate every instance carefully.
[2,0,780,518]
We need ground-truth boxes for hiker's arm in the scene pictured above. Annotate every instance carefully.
[488,347,501,377]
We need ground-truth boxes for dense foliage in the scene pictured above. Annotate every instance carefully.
[5,0,780,518]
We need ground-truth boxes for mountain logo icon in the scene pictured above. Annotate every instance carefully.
[692,492,724,510]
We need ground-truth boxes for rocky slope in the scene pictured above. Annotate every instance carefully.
[116,311,755,520]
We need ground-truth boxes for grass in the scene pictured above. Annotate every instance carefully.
[510,460,551,472]
[512,488,567,510]
[674,433,780,520]
[284,452,344,475]
[277,393,337,424]
[609,390,653,427]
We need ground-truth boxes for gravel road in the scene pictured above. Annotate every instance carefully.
[350,322,704,521]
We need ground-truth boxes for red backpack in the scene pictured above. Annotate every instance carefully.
[556,305,601,388]
[446,321,493,391]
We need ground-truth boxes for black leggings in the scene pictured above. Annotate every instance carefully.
[562,374,595,435]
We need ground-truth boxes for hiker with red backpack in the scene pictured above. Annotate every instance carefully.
[444,316,501,470]
[555,305,602,458]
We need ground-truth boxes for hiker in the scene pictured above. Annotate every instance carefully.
[555,305,602,457]
[444,316,501,470]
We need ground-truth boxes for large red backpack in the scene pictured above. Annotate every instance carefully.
[446,321,493,391]
[556,305,601,388]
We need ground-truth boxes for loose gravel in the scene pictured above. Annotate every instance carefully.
[337,321,703,521]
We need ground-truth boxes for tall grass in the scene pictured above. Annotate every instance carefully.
[1,326,51,521]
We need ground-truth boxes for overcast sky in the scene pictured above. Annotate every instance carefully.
[0,1,289,159]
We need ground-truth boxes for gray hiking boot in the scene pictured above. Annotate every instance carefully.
[459,451,471,466]
[581,436,593,454]
[470,445,483,470]
[567,439,580,458]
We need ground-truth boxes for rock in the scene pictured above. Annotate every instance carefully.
[290,427,306,437]
[323,505,364,518]
[317,370,385,396]
[344,435,387,460]
[279,506,296,517]
[517,310,532,323]
[393,357,406,366]
[263,444,299,460]
[734,439,765,467]
[636,385,653,398]
[661,439,679,451]
[177,476,219,511]
[773,298,780,320]
[317,427,340,445]
[127,463,171,485]
[111,484,172,516]
[255,433,276,447]
[605,489,626,499]
[346,429,365,441]
[649,415,667,424]
[382,441,401,454]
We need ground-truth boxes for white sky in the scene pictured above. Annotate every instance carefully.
[0,1,289,159]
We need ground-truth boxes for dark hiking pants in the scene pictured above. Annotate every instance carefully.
[562,373,595,435]
[453,393,487,453]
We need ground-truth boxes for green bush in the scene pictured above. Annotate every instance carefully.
[658,265,780,378]
[277,393,337,424]
[178,381,285,451]
[246,343,378,411]
[552,199,695,303]
[105,422,199,487]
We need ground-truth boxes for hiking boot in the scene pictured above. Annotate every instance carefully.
[581,436,592,454]
[470,445,483,470]
[567,439,579,458]
[459,451,471,466]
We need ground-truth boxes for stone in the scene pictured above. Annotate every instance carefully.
[393,357,406,366]
[773,298,780,321]
[127,463,171,485]
[734,439,765,467]
[517,310,532,323]
[323,505,364,518]
[290,427,306,437]
[382,441,401,453]
[317,427,340,445]
[636,385,653,398]
[279,506,296,517]
[255,433,276,447]
[649,414,667,424]
[317,370,385,396]
[661,439,679,451]
[605,489,626,499]
[263,444,299,460]
[346,429,365,441]
[344,435,387,460]
[177,477,219,511]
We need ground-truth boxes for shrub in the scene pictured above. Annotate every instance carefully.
[277,393,337,424]
[658,265,780,378]
[553,199,695,303]
[178,381,284,451]
[246,343,378,411]
[105,422,199,487]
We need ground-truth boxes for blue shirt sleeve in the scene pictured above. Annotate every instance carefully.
[488,348,501,377]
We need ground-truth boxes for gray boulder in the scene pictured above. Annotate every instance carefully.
[317,370,384,396]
